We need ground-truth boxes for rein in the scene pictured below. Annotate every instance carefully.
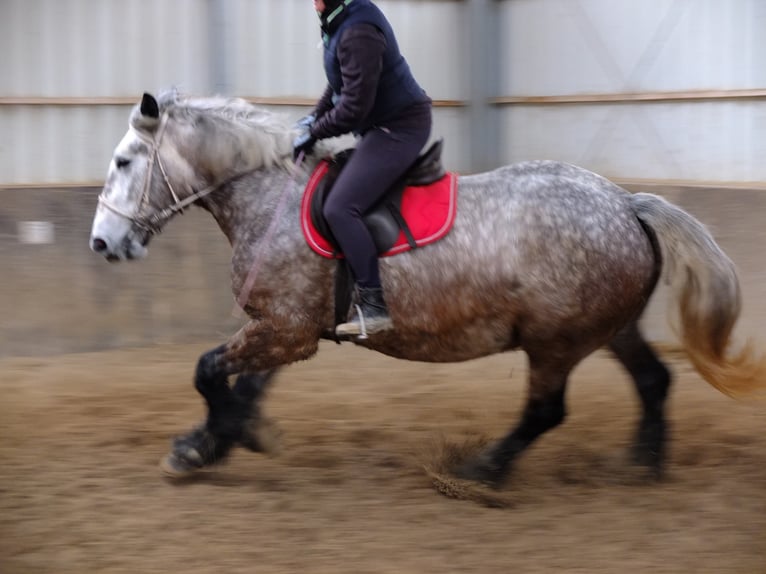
[97,112,233,236]
[233,151,306,315]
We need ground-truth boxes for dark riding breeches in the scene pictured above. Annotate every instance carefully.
[322,105,432,288]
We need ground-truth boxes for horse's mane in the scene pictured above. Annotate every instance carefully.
[131,90,330,177]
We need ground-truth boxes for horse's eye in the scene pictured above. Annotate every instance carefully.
[115,157,131,169]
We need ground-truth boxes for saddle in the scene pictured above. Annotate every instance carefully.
[309,139,446,254]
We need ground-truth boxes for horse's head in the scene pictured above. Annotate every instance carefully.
[90,90,311,262]
[90,92,196,261]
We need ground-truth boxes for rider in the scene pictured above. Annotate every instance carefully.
[293,0,432,336]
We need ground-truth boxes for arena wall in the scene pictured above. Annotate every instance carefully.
[2,184,764,357]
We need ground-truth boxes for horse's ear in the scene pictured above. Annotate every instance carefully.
[140,93,160,119]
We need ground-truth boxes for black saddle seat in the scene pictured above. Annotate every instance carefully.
[310,139,446,254]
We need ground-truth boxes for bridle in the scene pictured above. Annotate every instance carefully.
[97,107,305,311]
[97,112,224,236]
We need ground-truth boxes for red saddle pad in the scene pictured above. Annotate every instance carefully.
[301,160,458,259]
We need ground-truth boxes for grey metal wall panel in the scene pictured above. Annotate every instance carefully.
[0,104,469,186]
[238,105,471,174]
[2,0,763,184]
[1,0,469,185]
[224,0,470,172]
[370,0,469,101]
[501,0,765,95]
[0,105,132,184]
[228,0,328,97]
[1,0,211,96]
[430,107,471,173]
[501,101,766,182]
[227,0,467,100]
[2,0,211,185]
[498,0,766,182]
[229,0,470,172]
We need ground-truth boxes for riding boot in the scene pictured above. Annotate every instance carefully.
[335,286,394,337]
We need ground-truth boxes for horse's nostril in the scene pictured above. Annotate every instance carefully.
[92,237,108,253]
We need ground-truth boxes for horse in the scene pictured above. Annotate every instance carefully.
[89,91,765,487]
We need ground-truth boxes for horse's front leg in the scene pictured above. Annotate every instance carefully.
[160,348,275,477]
[161,320,320,477]
[232,371,282,455]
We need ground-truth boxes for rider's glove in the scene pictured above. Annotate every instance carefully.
[295,114,316,130]
[292,129,317,161]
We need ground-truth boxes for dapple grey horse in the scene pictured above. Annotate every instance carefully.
[90,92,765,487]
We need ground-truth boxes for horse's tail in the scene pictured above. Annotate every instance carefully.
[630,192,766,398]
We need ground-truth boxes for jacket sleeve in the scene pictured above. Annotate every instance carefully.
[310,24,387,140]
[313,84,335,120]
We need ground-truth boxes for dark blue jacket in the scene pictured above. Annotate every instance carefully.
[311,0,430,139]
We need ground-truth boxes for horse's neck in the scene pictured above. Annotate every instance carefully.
[200,166,306,250]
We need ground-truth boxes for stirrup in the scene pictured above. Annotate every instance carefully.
[354,303,370,339]
[336,304,370,339]
[335,304,393,339]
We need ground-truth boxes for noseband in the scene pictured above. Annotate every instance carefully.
[97,113,224,236]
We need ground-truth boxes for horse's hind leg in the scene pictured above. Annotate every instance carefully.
[458,353,572,488]
[161,345,278,477]
[608,320,672,477]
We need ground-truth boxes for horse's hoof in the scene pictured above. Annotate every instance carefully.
[454,455,506,489]
[240,417,282,456]
[630,444,664,480]
[159,450,202,479]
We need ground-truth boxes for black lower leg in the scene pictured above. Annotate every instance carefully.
[232,370,278,452]
[232,370,274,405]
[164,352,279,475]
[458,362,568,488]
[194,346,247,445]
[609,322,671,474]
[168,345,244,469]
[486,388,566,481]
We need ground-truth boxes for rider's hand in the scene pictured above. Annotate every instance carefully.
[293,130,317,161]
[295,114,316,130]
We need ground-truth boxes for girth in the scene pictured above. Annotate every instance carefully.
[309,138,446,254]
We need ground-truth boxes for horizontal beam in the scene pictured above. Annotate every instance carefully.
[0,96,466,108]
[491,88,766,105]
[3,89,762,108]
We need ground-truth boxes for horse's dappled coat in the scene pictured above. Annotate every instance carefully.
[89,92,766,486]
